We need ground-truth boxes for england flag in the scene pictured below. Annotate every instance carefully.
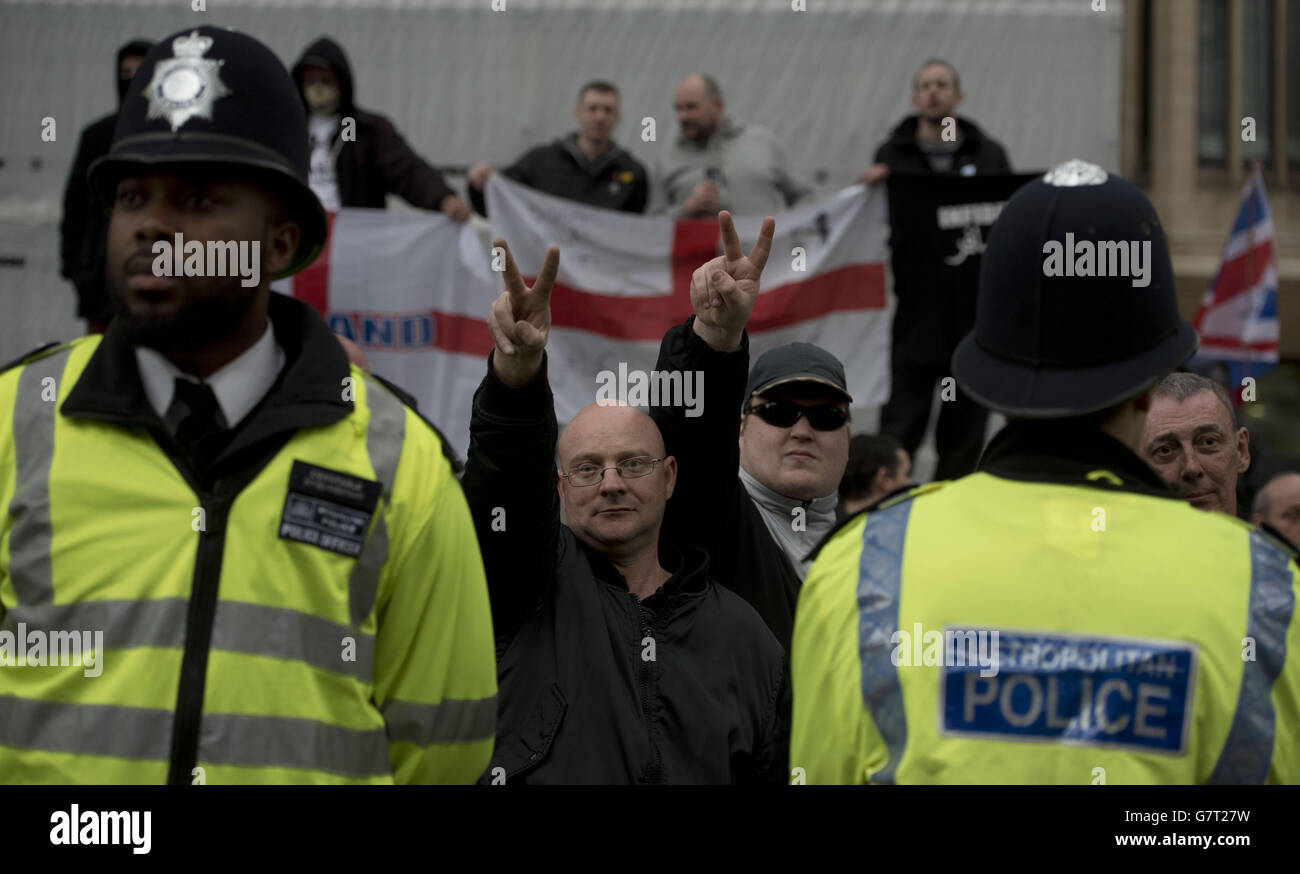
[280,176,894,455]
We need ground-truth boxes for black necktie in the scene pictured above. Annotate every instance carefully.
[172,379,227,473]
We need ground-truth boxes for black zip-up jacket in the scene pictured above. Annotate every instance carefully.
[462,353,786,784]
[290,38,455,210]
[873,116,1015,368]
[467,133,649,216]
[872,115,1011,176]
[651,318,803,654]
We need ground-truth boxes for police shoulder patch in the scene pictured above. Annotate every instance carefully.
[938,627,1197,755]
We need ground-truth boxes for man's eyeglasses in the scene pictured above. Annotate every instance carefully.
[745,400,849,431]
[562,456,663,487]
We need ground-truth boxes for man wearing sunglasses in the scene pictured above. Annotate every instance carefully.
[651,217,852,654]
[739,346,853,570]
[461,233,786,784]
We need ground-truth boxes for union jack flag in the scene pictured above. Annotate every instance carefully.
[1191,164,1279,402]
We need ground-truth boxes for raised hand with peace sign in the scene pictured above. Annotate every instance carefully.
[487,237,561,388]
[690,211,776,353]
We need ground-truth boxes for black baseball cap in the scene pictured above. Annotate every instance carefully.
[745,342,853,404]
[89,26,328,278]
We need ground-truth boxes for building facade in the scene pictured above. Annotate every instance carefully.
[1124,0,1297,356]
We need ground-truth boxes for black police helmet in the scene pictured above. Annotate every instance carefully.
[952,160,1198,418]
[89,26,328,278]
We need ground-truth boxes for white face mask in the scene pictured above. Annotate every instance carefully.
[304,82,340,115]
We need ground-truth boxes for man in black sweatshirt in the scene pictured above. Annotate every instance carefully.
[860,58,1012,480]
[466,80,648,216]
[60,38,153,333]
[461,222,786,784]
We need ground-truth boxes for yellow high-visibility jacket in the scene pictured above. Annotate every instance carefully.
[792,422,1300,784]
[0,295,497,784]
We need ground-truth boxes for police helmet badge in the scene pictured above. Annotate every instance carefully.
[144,30,231,132]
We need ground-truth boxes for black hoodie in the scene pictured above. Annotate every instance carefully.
[290,37,455,211]
[59,38,153,323]
[872,114,1011,176]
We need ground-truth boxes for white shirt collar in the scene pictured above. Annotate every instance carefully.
[135,320,285,431]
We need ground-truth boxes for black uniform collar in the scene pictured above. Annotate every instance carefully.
[62,293,353,448]
[978,419,1178,499]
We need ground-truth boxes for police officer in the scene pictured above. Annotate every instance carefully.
[0,26,497,784]
[791,160,1300,784]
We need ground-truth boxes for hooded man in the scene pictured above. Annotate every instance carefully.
[60,38,153,332]
[290,36,470,221]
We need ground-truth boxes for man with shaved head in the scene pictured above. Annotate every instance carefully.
[651,73,809,217]
[461,228,786,784]
[1253,473,1300,556]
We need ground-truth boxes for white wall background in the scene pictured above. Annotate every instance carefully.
[0,0,1118,472]
[1,0,1123,205]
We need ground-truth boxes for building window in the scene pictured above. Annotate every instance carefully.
[1199,0,1229,166]
[1289,0,1300,170]
[1140,0,1153,176]
[1242,0,1274,166]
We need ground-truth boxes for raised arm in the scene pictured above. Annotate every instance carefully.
[461,240,563,645]
[655,211,774,586]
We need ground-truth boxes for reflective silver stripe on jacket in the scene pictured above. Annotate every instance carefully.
[856,499,913,784]
[0,695,391,778]
[7,353,67,607]
[1,600,375,681]
[349,377,406,629]
[1208,533,1296,784]
[381,695,497,746]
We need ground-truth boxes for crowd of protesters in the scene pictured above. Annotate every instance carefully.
[21,28,1300,786]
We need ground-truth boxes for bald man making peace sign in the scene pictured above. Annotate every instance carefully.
[462,214,787,785]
